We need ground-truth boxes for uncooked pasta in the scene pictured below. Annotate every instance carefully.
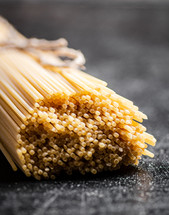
[0,17,156,180]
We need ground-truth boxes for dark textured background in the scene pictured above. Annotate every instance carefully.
[0,1,169,215]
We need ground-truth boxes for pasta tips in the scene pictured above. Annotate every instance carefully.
[0,17,156,180]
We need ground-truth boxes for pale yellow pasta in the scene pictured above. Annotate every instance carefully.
[0,17,156,180]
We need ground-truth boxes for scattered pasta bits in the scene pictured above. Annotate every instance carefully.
[0,17,156,180]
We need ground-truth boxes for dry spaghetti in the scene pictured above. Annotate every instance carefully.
[0,17,156,180]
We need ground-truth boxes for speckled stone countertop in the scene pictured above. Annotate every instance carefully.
[0,1,169,214]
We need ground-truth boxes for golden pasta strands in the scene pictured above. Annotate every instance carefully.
[0,17,156,180]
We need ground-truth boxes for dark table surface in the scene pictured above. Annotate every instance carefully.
[0,1,169,215]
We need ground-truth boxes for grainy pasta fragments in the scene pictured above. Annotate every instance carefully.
[0,17,156,180]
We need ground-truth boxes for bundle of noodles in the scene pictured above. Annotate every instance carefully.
[0,17,156,180]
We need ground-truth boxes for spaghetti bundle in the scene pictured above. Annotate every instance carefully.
[0,17,156,180]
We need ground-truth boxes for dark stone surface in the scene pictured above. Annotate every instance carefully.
[0,1,169,215]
